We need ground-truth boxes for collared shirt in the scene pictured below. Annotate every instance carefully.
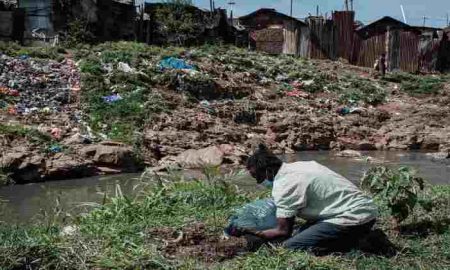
[272,161,378,226]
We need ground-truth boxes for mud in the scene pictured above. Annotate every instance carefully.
[147,223,247,263]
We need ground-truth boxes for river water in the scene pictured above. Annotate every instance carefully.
[0,151,448,224]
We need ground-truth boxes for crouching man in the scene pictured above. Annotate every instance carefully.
[243,144,378,254]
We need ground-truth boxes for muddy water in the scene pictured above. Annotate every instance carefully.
[0,151,448,224]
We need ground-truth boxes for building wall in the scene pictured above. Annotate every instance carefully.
[0,11,14,38]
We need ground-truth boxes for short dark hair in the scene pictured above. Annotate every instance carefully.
[246,144,282,176]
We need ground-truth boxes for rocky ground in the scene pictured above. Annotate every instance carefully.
[1,42,449,184]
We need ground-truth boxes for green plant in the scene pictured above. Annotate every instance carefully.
[0,124,52,145]
[63,18,96,47]
[361,166,428,224]
[383,73,444,95]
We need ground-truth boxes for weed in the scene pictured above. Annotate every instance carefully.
[0,124,52,145]
[361,166,430,225]
[383,73,444,95]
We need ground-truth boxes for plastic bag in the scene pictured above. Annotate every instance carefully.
[158,57,194,70]
[224,198,277,236]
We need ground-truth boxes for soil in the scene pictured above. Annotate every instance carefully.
[147,223,247,263]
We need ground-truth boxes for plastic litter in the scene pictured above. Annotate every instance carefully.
[49,145,62,153]
[158,57,194,70]
[224,198,277,236]
[0,55,80,115]
[50,128,62,140]
[117,62,134,73]
[102,94,123,103]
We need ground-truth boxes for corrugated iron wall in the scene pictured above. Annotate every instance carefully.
[399,31,419,72]
[298,25,310,58]
[355,33,386,68]
[418,35,441,73]
[333,11,355,61]
[252,28,284,54]
[307,17,336,60]
[283,21,299,55]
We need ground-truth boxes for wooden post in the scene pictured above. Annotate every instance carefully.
[385,26,391,73]
[345,0,349,11]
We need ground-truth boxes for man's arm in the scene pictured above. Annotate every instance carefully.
[251,217,295,240]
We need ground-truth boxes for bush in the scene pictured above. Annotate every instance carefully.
[383,73,444,95]
[361,166,431,224]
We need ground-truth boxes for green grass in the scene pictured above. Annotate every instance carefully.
[0,41,65,61]
[0,124,52,146]
[383,73,445,96]
[0,170,449,270]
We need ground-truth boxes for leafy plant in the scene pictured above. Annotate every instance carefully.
[383,73,443,95]
[361,166,429,225]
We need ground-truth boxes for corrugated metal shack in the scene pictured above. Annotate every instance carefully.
[0,0,136,45]
[238,10,449,73]
[0,0,24,42]
[354,17,421,72]
[238,8,308,55]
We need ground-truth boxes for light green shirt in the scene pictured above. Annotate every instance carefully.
[272,161,378,226]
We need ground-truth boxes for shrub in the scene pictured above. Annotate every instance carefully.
[361,166,431,225]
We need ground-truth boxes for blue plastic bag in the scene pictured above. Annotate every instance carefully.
[224,198,277,236]
[158,57,194,70]
[102,94,122,103]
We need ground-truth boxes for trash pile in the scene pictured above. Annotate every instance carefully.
[0,54,80,115]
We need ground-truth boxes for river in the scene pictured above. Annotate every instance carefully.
[0,151,448,224]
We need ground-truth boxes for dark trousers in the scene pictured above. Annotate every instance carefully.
[283,219,376,254]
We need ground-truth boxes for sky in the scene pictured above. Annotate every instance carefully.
[150,0,450,28]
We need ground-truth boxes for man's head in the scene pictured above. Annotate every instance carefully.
[246,144,283,184]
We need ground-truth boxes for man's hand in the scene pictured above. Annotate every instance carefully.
[228,227,258,237]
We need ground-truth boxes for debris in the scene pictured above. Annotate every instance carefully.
[49,145,62,153]
[102,94,122,103]
[158,57,194,70]
[0,55,80,115]
[335,150,363,158]
[50,128,62,140]
[117,62,134,73]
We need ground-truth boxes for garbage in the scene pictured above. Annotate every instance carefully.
[336,106,365,115]
[117,62,134,73]
[224,198,277,236]
[0,55,80,115]
[336,106,351,115]
[158,57,194,70]
[49,145,62,153]
[286,89,309,98]
[50,128,62,140]
[102,94,123,103]
[200,100,215,114]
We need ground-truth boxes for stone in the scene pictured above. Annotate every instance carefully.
[45,154,96,180]
[175,146,224,169]
[358,141,377,151]
[0,151,27,169]
[335,150,363,158]
[426,152,449,161]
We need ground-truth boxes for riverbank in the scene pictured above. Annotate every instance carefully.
[0,171,449,269]
[1,42,450,184]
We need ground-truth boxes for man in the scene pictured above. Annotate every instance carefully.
[243,144,378,254]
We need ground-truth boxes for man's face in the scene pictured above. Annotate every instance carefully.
[247,166,265,183]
